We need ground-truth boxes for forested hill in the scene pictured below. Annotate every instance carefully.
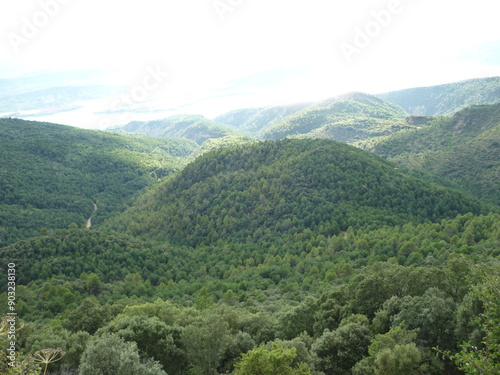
[213,102,311,134]
[105,138,484,248]
[0,118,197,246]
[377,76,500,115]
[366,103,500,205]
[259,93,408,142]
[108,114,242,144]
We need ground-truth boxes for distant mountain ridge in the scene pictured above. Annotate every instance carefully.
[109,114,243,144]
[212,92,413,144]
[377,76,500,116]
[214,102,312,134]
[210,77,500,140]
[260,92,407,142]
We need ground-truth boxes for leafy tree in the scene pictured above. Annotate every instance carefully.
[375,343,422,375]
[219,331,255,374]
[98,315,187,374]
[277,297,317,339]
[391,288,457,349]
[234,343,312,375]
[63,298,112,334]
[79,333,166,375]
[352,326,442,375]
[450,265,500,374]
[194,286,214,310]
[311,323,371,375]
[313,286,351,336]
[181,314,231,375]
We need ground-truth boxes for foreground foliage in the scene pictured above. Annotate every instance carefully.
[0,215,498,374]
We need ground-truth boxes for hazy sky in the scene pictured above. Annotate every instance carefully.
[1,0,500,122]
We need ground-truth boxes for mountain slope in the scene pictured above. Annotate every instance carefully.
[109,114,243,144]
[0,118,197,246]
[260,93,408,142]
[214,102,311,134]
[105,139,483,248]
[366,104,500,205]
[187,135,256,161]
[377,76,500,115]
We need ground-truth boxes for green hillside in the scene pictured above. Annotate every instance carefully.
[187,135,256,161]
[260,93,409,142]
[109,114,243,144]
[366,104,500,205]
[378,76,500,115]
[105,139,483,248]
[0,118,197,246]
[214,102,311,134]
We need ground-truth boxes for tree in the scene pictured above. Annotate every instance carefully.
[79,333,166,375]
[391,288,457,349]
[313,286,351,336]
[450,265,500,374]
[63,297,111,334]
[352,326,443,375]
[84,272,102,295]
[181,314,231,375]
[194,287,214,310]
[277,297,317,339]
[234,343,312,375]
[219,331,256,373]
[311,323,371,375]
[375,343,422,375]
[98,315,187,374]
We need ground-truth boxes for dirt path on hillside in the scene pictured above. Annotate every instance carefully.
[86,202,98,228]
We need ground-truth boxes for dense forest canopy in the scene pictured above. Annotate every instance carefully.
[105,139,485,248]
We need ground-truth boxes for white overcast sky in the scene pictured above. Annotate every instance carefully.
[1,0,500,121]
